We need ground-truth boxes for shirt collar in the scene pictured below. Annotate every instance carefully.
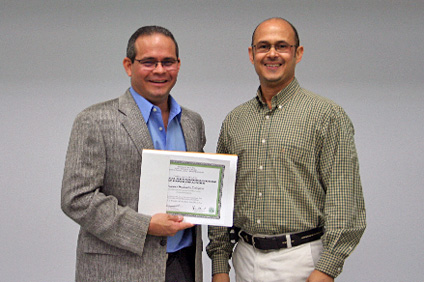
[256,78,300,109]
[129,87,182,123]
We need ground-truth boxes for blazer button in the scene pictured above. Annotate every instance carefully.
[160,238,167,246]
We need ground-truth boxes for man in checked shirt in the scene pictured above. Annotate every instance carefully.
[207,17,366,282]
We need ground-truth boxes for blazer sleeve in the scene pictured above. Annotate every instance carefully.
[61,109,150,256]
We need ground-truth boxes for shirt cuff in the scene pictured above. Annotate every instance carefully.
[315,251,346,278]
[211,255,231,276]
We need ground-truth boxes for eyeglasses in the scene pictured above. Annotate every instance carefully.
[252,42,297,53]
[134,58,180,70]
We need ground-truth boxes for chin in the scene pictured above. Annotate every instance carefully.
[264,76,284,83]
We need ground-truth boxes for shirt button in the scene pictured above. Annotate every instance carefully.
[153,108,157,112]
[258,192,262,197]
[257,219,261,224]
[259,165,263,170]
[262,139,266,144]
[159,127,163,131]
[278,105,282,109]
[265,115,270,119]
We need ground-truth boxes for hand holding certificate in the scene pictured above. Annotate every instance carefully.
[138,150,237,227]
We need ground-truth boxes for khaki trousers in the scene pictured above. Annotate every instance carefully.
[232,238,323,282]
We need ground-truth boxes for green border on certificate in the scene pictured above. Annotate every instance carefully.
[167,160,224,219]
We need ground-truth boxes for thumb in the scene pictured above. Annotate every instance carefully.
[168,214,184,222]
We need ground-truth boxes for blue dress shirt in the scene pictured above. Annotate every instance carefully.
[130,87,193,253]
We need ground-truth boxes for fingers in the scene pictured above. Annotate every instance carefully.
[148,213,194,236]
[177,221,195,230]
[167,214,195,229]
[167,214,195,232]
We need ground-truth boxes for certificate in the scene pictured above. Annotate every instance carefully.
[167,160,224,219]
[138,149,237,226]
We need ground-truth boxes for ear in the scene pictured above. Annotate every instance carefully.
[123,57,132,77]
[295,45,304,64]
[176,58,181,71]
[248,46,255,64]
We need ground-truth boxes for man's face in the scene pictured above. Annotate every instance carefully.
[123,34,180,106]
[248,19,303,91]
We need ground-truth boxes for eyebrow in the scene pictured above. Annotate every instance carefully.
[138,56,177,61]
[256,40,290,44]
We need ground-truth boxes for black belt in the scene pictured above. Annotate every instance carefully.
[239,227,324,251]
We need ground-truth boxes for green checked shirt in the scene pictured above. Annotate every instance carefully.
[207,78,366,278]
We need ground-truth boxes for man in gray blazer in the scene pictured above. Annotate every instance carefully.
[62,26,205,282]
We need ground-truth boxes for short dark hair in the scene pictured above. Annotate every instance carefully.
[251,17,300,47]
[126,26,179,62]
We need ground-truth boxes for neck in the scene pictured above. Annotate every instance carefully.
[152,97,170,114]
[156,99,170,131]
[260,78,294,109]
[261,85,285,109]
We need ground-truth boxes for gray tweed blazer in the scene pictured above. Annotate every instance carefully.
[61,90,206,282]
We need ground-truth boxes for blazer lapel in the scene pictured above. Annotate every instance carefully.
[180,111,197,152]
[118,90,153,156]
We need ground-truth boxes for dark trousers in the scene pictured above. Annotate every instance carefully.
[165,245,196,282]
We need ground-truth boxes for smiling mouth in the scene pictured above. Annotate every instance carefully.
[149,80,168,83]
[265,63,282,67]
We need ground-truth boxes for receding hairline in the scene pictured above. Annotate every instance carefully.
[134,33,178,52]
[126,25,179,62]
[251,17,300,46]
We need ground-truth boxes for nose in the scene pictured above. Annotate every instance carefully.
[266,45,278,57]
[152,62,166,73]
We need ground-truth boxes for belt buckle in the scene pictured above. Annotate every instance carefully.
[289,233,301,247]
[251,234,277,251]
[251,234,268,250]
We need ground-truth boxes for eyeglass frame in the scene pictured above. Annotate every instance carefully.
[251,41,298,54]
[134,58,180,70]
